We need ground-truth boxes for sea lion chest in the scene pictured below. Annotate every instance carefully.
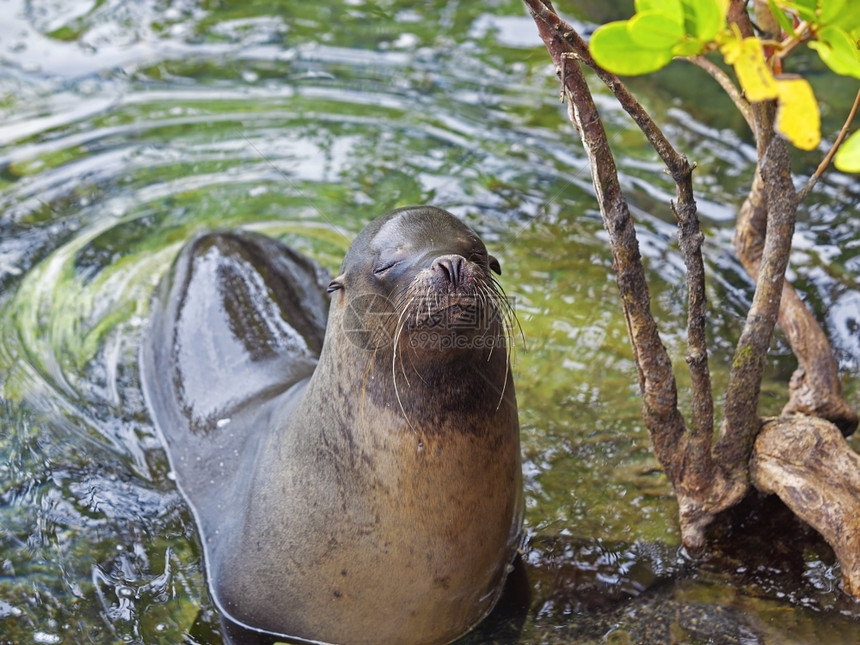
[214,361,521,645]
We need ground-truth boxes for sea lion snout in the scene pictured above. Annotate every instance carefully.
[430,254,471,289]
[404,251,503,330]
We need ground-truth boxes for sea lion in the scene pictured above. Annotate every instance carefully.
[140,206,523,645]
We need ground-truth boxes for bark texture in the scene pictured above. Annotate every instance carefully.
[751,417,860,596]
[713,123,796,479]
[727,7,858,437]
[734,167,857,436]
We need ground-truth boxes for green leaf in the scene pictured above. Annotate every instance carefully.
[808,26,860,78]
[767,0,797,36]
[628,11,687,49]
[672,37,707,56]
[819,0,847,24]
[590,21,675,75]
[830,1,860,31]
[635,0,685,25]
[790,0,819,22]
[834,129,860,172]
[680,0,728,40]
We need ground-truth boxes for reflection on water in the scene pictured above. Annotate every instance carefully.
[1,0,859,643]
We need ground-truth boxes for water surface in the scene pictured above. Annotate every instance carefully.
[2,0,859,643]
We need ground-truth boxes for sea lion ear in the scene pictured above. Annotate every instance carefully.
[327,275,345,293]
[489,255,501,275]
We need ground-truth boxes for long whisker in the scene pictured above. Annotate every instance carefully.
[491,274,523,350]
[481,283,501,363]
[391,295,418,432]
[476,274,519,411]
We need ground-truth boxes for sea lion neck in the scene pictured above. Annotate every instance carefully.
[304,318,511,437]
[357,340,513,435]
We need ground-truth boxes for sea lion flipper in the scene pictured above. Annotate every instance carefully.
[141,230,328,604]
[141,230,328,438]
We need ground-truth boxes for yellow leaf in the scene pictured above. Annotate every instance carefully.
[720,32,778,101]
[775,77,821,151]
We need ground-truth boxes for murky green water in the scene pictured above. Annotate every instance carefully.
[1,1,859,643]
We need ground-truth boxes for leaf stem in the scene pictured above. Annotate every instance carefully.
[687,56,755,134]
[797,88,860,202]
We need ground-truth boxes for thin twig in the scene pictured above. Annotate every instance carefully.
[524,0,743,549]
[554,15,691,181]
[797,88,860,202]
[523,0,714,443]
[687,56,755,134]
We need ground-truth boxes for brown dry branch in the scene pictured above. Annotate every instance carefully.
[733,162,858,437]
[526,3,716,452]
[726,6,857,439]
[523,0,860,585]
[713,97,796,474]
[524,0,682,453]
[779,285,859,435]
[524,0,739,549]
[720,2,860,594]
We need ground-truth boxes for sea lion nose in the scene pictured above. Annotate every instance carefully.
[432,254,467,286]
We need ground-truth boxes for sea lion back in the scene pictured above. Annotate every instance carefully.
[140,229,330,572]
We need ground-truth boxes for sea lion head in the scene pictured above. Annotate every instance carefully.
[326,206,512,365]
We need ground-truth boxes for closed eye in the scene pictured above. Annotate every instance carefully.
[373,261,398,275]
